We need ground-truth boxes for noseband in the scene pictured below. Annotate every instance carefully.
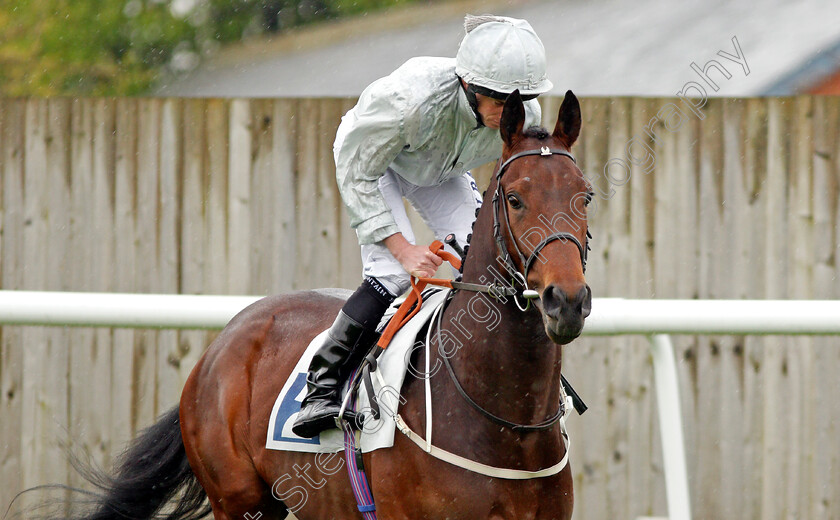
[491,146,590,310]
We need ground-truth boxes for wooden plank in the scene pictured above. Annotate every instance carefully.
[90,99,117,469]
[228,98,251,293]
[111,98,138,443]
[812,97,840,293]
[716,98,749,519]
[625,97,657,519]
[45,98,72,292]
[603,96,634,520]
[204,100,229,295]
[668,94,702,518]
[273,99,299,293]
[761,98,789,520]
[675,110,701,508]
[0,99,25,511]
[180,99,207,296]
[827,96,840,520]
[133,98,160,427]
[178,99,209,388]
[0,98,3,285]
[249,99,276,295]
[637,97,666,518]
[295,99,319,290]
[810,96,840,519]
[741,97,768,520]
[90,100,116,295]
[604,96,632,520]
[67,98,101,492]
[157,99,181,410]
[652,96,679,299]
[0,98,4,283]
[317,99,343,288]
[694,98,723,520]
[649,95,685,520]
[787,96,814,519]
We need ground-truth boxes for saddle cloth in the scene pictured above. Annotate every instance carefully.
[266,287,451,454]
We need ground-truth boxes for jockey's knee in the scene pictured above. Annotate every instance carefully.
[367,273,411,298]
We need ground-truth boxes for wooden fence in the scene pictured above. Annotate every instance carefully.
[1,96,838,519]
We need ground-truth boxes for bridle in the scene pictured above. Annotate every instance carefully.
[491,145,591,311]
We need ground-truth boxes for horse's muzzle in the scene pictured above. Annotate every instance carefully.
[541,283,592,344]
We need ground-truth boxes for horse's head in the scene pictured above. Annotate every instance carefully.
[494,90,592,344]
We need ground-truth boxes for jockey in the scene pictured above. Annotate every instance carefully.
[292,14,552,438]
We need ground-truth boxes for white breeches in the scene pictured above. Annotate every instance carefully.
[360,169,483,296]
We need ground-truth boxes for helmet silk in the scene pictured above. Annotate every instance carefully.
[455,16,553,97]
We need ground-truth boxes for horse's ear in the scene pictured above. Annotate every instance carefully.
[553,90,581,147]
[500,89,525,147]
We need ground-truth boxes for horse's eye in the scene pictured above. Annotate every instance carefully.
[585,191,594,206]
[507,193,523,210]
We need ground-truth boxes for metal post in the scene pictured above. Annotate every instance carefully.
[649,334,691,520]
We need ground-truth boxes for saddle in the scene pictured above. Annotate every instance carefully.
[265,285,451,454]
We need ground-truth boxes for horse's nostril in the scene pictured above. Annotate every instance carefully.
[577,285,592,318]
[542,285,565,317]
[543,284,590,320]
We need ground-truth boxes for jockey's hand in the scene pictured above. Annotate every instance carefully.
[384,233,443,279]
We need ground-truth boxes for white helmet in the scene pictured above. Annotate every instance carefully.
[455,15,553,98]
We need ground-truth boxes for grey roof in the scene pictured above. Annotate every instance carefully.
[156,0,840,97]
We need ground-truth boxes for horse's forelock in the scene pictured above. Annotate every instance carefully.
[522,126,550,140]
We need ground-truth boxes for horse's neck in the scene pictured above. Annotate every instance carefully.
[435,197,563,429]
[438,290,563,427]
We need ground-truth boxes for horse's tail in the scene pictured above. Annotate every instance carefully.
[67,405,211,520]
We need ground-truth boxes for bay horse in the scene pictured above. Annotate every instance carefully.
[49,90,591,520]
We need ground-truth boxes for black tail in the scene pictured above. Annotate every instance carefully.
[64,406,211,520]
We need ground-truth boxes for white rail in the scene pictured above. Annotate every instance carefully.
[586,298,840,335]
[2,290,839,520]
[0,290,262,329]
[1,291,839,334]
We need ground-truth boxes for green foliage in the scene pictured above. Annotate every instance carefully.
[0,0,419,96]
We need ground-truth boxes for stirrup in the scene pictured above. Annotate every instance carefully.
[293,401,363,438]
[336,410,364,430]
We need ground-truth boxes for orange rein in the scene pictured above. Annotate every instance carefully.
[375,240,462,350]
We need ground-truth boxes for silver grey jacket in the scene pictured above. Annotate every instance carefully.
[334,56,541,245]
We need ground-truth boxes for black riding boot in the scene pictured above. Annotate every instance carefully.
[292,277,395,438]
